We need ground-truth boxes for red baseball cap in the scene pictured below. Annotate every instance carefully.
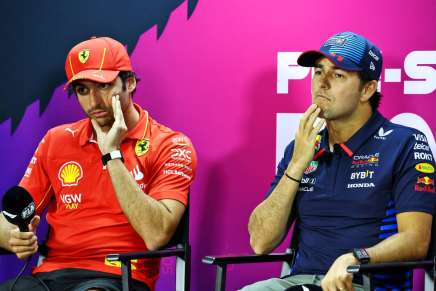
[65,37,133,86]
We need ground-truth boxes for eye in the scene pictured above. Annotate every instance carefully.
[75,86,89,95]
[98,82,112,90]
[314,68,322,75]
[334,73,344,79]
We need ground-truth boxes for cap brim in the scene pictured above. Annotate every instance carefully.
[297,50,328,67]
[297,50,362,72]
[64,70,119,89]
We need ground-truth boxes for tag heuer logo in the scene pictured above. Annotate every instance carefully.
[78,49,90,64]
[304,161,319,175]
[374,127,393,140]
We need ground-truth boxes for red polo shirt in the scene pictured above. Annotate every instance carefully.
[19,104,197,290]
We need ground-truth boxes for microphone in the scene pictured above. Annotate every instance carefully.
[1,186,36,232]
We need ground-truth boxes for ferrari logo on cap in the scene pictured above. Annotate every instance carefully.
[78,49,90,64]
[135,139,150,157]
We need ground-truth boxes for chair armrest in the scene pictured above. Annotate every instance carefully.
[107,247,185,262]
[202,251,294,266]
[347,260,434,274]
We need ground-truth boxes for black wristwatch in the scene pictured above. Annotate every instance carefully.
[102,150,124,165]
[353,248,370,264]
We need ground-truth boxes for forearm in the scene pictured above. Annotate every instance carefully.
[366,228,430,264]
[107,159,174,250]
[248,165,302,254]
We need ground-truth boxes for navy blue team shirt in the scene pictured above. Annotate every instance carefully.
[267,111,435,281]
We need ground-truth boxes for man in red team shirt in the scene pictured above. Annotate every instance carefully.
[0,37,197,291]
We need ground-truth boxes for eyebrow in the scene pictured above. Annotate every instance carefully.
[315,62,346,71]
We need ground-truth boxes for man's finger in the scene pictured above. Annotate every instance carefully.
[114,95,127,130]
[91,119,103,136]
[309,118,325,140]
[10,228,35,240]
[11,234,37,245]
[29,215,40,233]
[299,104,318,130]
[344,275,354,291]
[17,250,37,260]
[116,96,123,123]
[304,107,321,133]
[12,243,38,254]
[335,282,347,291]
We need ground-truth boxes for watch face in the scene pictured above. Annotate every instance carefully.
[354,248,370,264]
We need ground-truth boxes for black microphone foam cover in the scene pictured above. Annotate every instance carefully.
[1,186,36,232]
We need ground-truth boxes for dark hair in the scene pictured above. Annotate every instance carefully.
[68,71,140,97]
[118,71,140,94]
[358,71,382,112]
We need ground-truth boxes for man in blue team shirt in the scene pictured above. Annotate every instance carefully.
[242,32,435,291]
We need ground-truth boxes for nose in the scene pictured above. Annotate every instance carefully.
[89,87,102,109]
[318,73,330,90]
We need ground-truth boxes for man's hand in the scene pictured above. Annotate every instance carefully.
[287,104,325,178]
[321,253,357,291]
[92,95,128,154]
[8,215,40,260]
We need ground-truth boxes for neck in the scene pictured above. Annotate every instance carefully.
[327,106,373,150]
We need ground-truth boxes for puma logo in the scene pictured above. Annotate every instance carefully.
[65,128,78,137]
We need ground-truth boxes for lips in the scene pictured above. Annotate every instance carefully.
[90,110,109,118]
[316,94,330,101]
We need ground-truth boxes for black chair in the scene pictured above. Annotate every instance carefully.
[202,249,294,291]
[106,206,191,291]
[203,216,435,291]
[346,214,436,291]
[202,222,300,291]
[1,205,191,291]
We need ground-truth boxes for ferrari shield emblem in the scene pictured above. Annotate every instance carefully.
[135,139,150,157]
[78,49,90,64]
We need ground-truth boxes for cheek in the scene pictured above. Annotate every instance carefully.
[77,96,89,109]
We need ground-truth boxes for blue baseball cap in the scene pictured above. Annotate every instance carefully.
[297,31,383,80]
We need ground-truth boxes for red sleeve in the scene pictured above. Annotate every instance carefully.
[147,134,197,205]
[19,131,54,214]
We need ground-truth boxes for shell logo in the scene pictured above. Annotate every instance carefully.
[58,161,83,187]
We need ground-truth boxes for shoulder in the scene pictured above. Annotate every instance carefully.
[44,118,89,143]
[379,119,430,145]
[148,117,195,149]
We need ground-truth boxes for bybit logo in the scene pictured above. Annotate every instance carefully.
[277,51,436,94]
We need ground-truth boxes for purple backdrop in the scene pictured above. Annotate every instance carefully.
[1,0,436,290]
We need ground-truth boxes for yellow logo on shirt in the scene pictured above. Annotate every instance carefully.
[135,139,150,157]
[416,163,435,174]
[58,161,83,187]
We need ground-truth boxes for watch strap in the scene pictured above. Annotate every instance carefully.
[102,150,124,165]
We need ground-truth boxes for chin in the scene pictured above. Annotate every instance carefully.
[92,117,114,127]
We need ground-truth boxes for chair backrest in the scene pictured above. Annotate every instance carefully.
[164,198,190,291]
